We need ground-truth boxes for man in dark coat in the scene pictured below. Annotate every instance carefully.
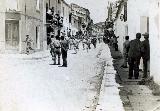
[128,33,142,79]
[141,32,150,78]
[61,36,69,67]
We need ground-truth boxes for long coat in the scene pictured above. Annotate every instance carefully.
[141,39,150,60]
[128,39,142,59]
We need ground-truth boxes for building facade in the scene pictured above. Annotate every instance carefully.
[0,0,92,53]
[0,0,46,53]
[61,0,71,36]
[149,0,160,84]
[70,3,91,36]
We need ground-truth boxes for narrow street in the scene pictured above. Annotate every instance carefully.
[0,43,124,111]
[1,0,160,110]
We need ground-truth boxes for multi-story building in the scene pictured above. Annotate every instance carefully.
[45,0,63,39]
[0,0,46,53]
[70,3,91,36]
[0,0,92,53]
[61,0,71,36]
[70,14,79,36]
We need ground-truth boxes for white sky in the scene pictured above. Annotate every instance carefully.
[65,0,110,23]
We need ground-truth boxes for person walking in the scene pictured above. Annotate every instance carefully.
[61,36,69,67]
[86,38,91,52]
[128,33,142,79]
[121,36,130,68]
[73,38,79,54]
[82,38,87,50]
[141,32,150,79]
[25,35,34,55]
[50,35,61,65]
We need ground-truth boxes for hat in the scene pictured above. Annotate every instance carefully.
[142,32,149,38]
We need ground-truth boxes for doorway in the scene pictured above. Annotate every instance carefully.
[36,26,40,49]
[5,20,19,51]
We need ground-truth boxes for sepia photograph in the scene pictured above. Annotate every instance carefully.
[0,0,159,111]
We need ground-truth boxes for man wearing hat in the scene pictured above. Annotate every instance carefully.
[141,32,150,79]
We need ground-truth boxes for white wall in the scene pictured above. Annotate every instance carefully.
[127,0,150,40]
[149,0,160,84]
[114,7,127,53]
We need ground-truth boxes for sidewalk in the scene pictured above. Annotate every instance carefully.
[109,46,160,111]
[95,44,124,111]
[0,50,50,60]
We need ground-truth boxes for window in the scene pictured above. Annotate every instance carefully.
[63,7,64,17]
[49,0,50,8]
[58,10,60,14]
[36,26,40,49]
[140,16,149,39]
[58,0,61,4]
[36,0,40,11]
[124,2,127,22]
[46,3,48,13]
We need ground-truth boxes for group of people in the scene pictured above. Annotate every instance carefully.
[49,35,69,67]
[68,38,80,54]
[82,37,98,52]
[121,32,150,80]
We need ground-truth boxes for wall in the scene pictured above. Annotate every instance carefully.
[61,1,71,35]
[0,1,8,52]
[18,0,44,53]
[114,5,127,53]
[127,0,150,40]
[149,0,160,84]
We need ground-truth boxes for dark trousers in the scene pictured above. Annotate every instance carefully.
[128,57,140,79]
[62,49,67,66]
[143,59,149,78]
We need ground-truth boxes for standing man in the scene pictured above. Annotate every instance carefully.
[50,35,55,59]
[141,32,150,79]
[128,33,142,79]
[50,35,61,65]
[61,36,69,67]
[121,36,130,68]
